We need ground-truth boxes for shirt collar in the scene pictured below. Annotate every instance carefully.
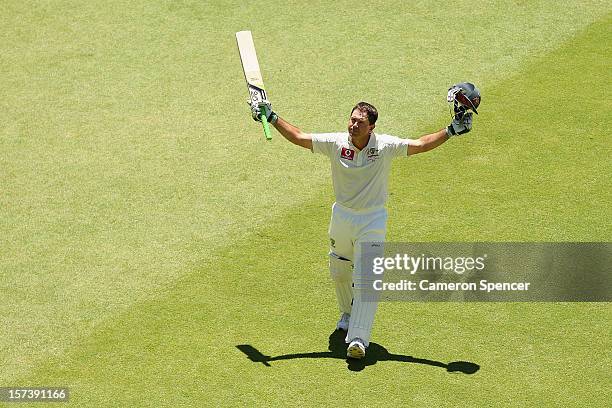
[348,132,376,152]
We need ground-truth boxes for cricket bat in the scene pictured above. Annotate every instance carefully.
[235,30,272,141]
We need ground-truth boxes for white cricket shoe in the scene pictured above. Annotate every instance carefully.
[336,313,350,331]
[347,338,366,359]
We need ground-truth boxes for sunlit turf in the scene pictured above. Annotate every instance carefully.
[1,1,610,406]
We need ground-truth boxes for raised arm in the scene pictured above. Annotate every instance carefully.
[251,102,312,150]
[407,105,474,156]
[272,116,312,150]
[406,129,450,155]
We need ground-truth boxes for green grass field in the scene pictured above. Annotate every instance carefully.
[1,1,611,406]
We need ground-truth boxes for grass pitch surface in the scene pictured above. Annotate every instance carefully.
[1,1,610,407]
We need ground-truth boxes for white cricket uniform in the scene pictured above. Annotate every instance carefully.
[311,132,410,346]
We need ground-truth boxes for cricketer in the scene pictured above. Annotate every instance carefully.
[251,83,480,359]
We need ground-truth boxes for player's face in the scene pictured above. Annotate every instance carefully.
[348,110,373,139]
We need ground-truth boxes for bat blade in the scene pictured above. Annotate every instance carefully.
[236,30,272,140]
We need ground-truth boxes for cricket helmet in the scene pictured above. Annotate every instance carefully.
[448,82,481,114]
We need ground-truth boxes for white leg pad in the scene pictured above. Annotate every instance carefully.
[347,253,378,347]
[346,299,378,347]
[346,240,384,348]
[329,253,353,314]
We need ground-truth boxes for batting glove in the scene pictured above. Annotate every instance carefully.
[251,100,278,124]
[446,106,473,136]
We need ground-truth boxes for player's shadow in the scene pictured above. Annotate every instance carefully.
[237,330,479,373]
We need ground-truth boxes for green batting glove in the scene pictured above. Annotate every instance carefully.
[251,101,278,124]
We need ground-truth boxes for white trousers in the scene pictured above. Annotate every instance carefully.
[328,202,386,347]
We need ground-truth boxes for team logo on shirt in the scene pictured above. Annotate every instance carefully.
[341,147,355,160]
[366,147,379,163]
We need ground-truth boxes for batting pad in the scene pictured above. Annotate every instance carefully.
[346,299,378,347]
[347,240,384,347]
[329,253,353,314]
[347,260,379,346]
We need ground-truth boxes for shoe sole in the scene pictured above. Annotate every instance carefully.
[347,343,365,359]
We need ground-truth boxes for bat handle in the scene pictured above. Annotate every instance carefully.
[261,114,272,141]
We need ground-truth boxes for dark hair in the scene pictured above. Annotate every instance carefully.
[351,101,378,125]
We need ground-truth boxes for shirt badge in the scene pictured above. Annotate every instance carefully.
[366,147,379,162]
[341,147,355,160]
